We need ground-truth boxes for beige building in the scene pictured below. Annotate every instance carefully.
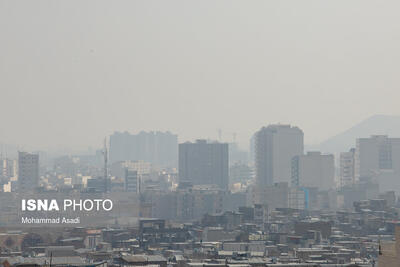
[291,151,335,190]
[355,135,400,194]
[379,225,400,266]
[253,182,289,211]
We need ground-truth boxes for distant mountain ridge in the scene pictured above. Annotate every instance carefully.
[315,115,400,154]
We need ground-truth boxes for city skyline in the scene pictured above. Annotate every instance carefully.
[1,113,400,156]
[0,1,399,265]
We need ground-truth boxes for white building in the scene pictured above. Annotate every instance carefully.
[253,182,290,211]
[253,182,307,211]
[355,135,400,193]
[291,151,335,190]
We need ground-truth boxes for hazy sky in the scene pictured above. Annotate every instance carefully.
[1,0,400,151]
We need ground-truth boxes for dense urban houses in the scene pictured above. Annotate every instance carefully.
[0,129,399,267]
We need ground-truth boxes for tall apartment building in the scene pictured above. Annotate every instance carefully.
[291,151,335,190]
[254,124,303,186]
[355,135,400,193]
[125,169,139,193]
[340,148,355,187]
[109,131,178,167]
[18,152,39,192]
[355,135,400,177]
[179,140,229,190]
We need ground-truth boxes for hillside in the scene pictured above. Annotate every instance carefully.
[317,115,400,154]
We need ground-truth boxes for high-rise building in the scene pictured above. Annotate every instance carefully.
[249,134,256,166]
[109,131,178,167]
[340,148,356,187]
[291,151,335,190]
[18,152,39,192]
[179,140,229,190]
[125,169,139,193]
[355,135,400,178]
[354,135,400,193]
[254,124,303,186]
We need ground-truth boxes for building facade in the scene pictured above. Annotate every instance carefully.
[125,169,139,193]
[109,131,178,167]
[379,225,400,266]
[355,135,400,193]
[179,140,229,190]
[17,152,39,192]
[340,148,356,188]
[254,124,303,186]
[111,160,152,179]
[291,151,335,190]
[253,182,290,211]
